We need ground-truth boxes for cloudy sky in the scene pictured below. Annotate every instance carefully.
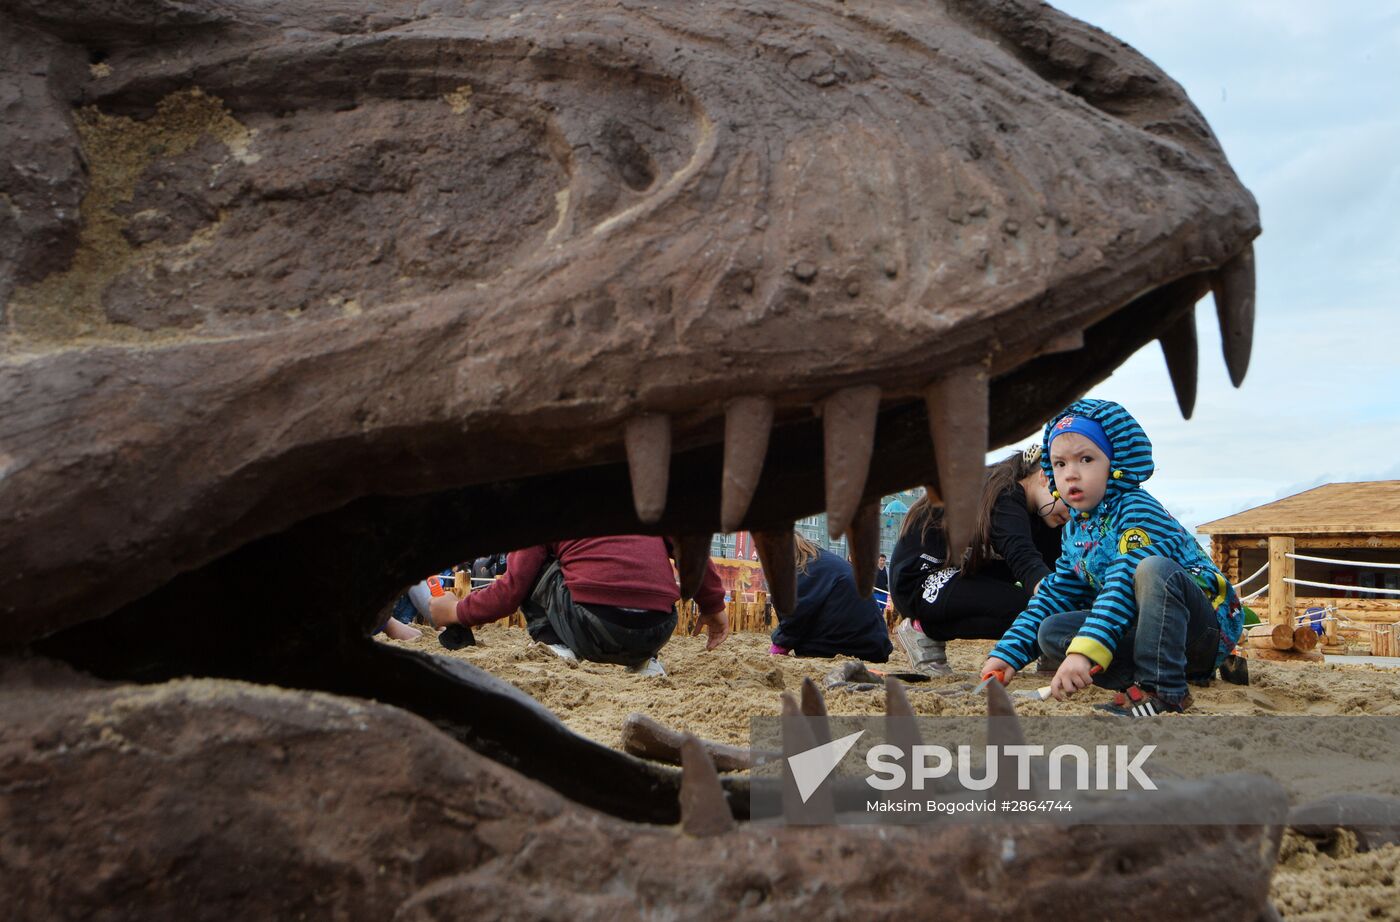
[983,0,1400,533]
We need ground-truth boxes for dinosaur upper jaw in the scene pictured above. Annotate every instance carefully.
[3,257,1250,646]
[1,0,1256,644]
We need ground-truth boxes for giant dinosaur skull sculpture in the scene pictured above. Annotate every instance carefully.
[2,0,1257,643]
[1,0,1267,915]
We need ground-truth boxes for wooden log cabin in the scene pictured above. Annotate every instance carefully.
[1197,481,1400,657]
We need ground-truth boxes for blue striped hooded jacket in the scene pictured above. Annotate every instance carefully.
[989,399,1242,671]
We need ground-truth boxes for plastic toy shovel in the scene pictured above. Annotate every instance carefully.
[973,668,1008,694]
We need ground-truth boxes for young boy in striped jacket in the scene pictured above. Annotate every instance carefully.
[981,399,1243,716]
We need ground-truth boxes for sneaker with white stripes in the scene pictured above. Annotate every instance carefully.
[1096,684,1191,717]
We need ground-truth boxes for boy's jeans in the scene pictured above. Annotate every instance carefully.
[1036,557,1221,703]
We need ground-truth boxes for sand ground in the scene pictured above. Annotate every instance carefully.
[384,625,1400,918]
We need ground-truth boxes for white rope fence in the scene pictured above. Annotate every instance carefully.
[1236,552,1400,600]
[1233,560,1270,590]
[1286,552,1400,570]
[1282,577,1400,597]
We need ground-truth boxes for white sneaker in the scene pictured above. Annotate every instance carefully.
[895,619,951,675]
[628,656,666,677]
[544,643,578,662]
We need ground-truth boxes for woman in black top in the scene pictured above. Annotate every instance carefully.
[890,445,1068,673]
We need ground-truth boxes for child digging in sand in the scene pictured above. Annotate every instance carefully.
[980,399,1243,716]
[890,445,1069,675]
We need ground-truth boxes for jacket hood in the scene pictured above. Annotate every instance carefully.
[1039,399,1154,502]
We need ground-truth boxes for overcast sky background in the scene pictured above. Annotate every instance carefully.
[982,0,1400,534]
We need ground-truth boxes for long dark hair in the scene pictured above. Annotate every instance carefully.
[898,490,946,550]
[963,450,1042,577]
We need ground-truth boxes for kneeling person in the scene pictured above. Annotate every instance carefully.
[429,536,729,673]
[770,535,894,663]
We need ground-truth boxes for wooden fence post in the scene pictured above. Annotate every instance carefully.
[1268,536,1295,628]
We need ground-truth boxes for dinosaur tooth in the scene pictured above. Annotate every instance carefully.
[624,413,671,524]
[923,367,989,563]
[884,676,916,720]
[1038,329,1084,357]
[1212,242,1256,387]
[678,735,736,837]
[671,534,714,599]
[1159,306,1199,419]
[720,395,774,532]
[984,676,1024,743]
[752,528,797,617]
[846,501,881,598]
[781,692,835,822]
[799,676,828,718]
[819,385,881,540]
[985,677,1043,797]
[800,676,832,746]
[883,677,923,754]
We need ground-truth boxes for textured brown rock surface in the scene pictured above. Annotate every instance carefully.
[0,0,1258,645]
[0,657,1285,921]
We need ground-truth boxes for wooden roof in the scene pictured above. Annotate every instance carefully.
[1197,481,1400,536]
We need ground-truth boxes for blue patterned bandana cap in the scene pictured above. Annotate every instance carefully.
[1049,415,1114,463]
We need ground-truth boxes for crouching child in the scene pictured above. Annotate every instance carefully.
[980,399,1243,716]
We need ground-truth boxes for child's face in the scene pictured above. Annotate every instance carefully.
[1025,470,1069,527]
[1050,433,1110,511]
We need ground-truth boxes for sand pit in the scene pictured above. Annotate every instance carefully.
[390,625,1400,743]
[383,626,1400,917]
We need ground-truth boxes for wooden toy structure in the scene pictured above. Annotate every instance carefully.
[1198,481,1400,660]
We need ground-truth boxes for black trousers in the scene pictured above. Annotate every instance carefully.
[911,571,1032,642]
[521,561,677,666]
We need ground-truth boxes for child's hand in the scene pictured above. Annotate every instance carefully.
[427,593,459,629]
[980,657,1016,685]
[1050,653,1098,700]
